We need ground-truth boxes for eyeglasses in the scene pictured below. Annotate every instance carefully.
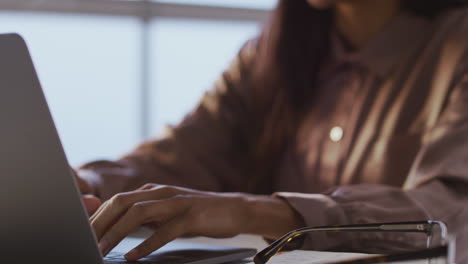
[254,221,449,264]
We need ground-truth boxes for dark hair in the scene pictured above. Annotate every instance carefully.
[249,0,467,193]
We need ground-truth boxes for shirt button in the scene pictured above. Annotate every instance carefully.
[330,126,344,142]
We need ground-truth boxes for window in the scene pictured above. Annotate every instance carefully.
[154,0,277,9]
[0,1,272,166]
[0,12,141,165]
[149,18,260,134]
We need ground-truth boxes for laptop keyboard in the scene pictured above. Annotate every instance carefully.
[104,252,148,264]
[103,251,199,264]
[102,241,256,264]
[103,252,133,264]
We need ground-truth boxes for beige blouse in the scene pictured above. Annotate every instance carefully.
[80,8,468,260]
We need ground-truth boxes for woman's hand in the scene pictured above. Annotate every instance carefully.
[91,184,304,261]
[72,169,102,215]
[82,195,102,216]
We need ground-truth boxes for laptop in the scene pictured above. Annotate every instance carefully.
[0,33,256,264]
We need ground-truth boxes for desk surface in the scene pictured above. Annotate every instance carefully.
[130,229,429,264]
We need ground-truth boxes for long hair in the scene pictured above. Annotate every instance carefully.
[249,0,467,193]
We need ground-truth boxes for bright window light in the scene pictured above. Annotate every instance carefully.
[0,12,141,166]
[149,19,261,135]
[154,0,277,10]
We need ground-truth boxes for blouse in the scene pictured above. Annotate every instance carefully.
[80,8,468,260]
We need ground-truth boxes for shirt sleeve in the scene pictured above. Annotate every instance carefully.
[79,40,258,200]
[276,59,468,254]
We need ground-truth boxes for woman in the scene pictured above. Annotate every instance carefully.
[78,0,468,261]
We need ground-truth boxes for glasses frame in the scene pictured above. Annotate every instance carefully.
[254,220,448,264]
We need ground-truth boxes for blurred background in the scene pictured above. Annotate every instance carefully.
[0,0,275,166]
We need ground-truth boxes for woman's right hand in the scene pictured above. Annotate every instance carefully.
[91,184,304,261]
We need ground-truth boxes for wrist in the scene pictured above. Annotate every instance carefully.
[242,194,305,240]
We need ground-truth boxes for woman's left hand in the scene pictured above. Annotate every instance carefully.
[91,184,302,261]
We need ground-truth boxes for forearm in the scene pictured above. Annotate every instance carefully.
[77,137,228,200]
[275,185,430,253]
[274,179,468,253]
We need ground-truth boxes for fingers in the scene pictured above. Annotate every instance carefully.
[138,183,158,190]
[91,190,153,238]
[91,190,152,240]
[91,185,203,258]
[98,197,189,256]
[91,186,188,239]
[82,195,102,216]
[125,215,188,261]
[98,201,149,256]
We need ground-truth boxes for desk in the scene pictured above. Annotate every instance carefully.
[129,229,435,264]
[128,228,379,264]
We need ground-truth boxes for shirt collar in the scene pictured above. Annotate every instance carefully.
[330,11,434,77]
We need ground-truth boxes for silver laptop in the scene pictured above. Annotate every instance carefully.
[0,33,256,264]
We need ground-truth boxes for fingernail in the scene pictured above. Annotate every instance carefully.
[125,249,139,260]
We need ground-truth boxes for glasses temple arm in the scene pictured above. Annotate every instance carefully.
[254,221,437,264]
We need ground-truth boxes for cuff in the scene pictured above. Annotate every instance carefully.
[273,192,350,250]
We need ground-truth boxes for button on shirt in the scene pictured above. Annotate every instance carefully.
[81,8,468,261]
[329,126,343,142]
